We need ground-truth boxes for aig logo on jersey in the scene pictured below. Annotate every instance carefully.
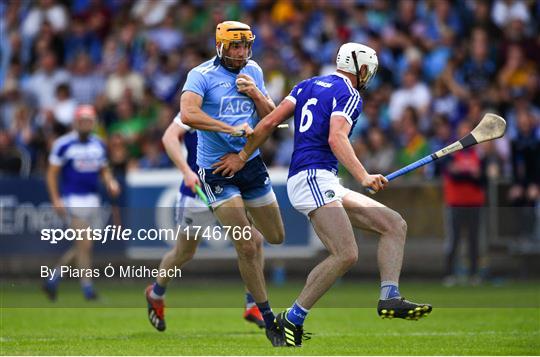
[219,96,254,118]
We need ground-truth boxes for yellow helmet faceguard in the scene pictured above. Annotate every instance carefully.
[215,21,255,70]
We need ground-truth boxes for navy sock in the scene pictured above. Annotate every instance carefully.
[245,292,256,307]
[151,282,166,299]
[256,301,275,329]
[81,282,95,298]
[49,266,61,284]
[380,281,400,300]
[286,301,309,326]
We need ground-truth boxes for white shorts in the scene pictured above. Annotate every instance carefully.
[175,193,218,229]
[62,193,100,224]
[287,169,350,216]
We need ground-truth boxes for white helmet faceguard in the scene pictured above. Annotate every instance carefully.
[336,42,378,90]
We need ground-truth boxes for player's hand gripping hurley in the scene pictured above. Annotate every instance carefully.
[367,113,507,194]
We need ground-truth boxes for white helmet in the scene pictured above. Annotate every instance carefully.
[336,42,378,90]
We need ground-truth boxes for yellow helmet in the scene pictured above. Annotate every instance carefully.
[215,21,255,69]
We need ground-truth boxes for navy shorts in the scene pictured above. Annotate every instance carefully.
[198,156,276,208]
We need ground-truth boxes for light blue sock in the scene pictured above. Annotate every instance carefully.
[380,281,400,300]
[286,301,309,326]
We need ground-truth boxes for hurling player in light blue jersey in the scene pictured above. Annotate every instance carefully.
[214,43,432,346]
[175,21,286,347]
[44,105,120,301]
[145,112,265,332]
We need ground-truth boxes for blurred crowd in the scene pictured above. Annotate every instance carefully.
[0,0,539,199]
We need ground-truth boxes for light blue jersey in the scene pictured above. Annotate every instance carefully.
[182,57,268,168]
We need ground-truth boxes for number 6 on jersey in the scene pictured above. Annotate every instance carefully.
[299,98,318,132]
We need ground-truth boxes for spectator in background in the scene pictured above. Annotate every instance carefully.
[491,0,530,29]
[139,40,162,78]
[421,0,462,51]
[99,37,123,75]
[9,105,35,163]
[429,115,453,177]
[0,73,35,130]
[498,44,537,103]
[137,135,171,169]
[261,54,286,104]
[108,133,136,176]
[395,106,430,178]
[76,0,112,40]
[107,133,134,225]
[52,83,77,130]
[0,131,30,176]
[29,21,65,68]
[388,69,431,125]
[64,17,102,65]
[382,0,425,51]
[393,46,424,86]
[466,0,502,39]
[21,0,69,39]
[24,51,70,112]
[148,52,183,104]
[504,88,540,140]
[0,30,21,88]
[105,57,144,104]
[131,0,177,28]
[454,27,497,101]
[108,99,147,157]
[69,52,105,105]
[442,120,486,286]
[116,20,146,69]
[431,77,460,125]
[508,109,540,239]
[147,14,183,54]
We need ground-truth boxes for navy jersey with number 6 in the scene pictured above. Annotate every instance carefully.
[285,72,363,178]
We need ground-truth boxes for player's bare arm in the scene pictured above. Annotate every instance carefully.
[212,99,295,176]
[46,163,67,217]
[162,122,201,192]
[100,166,120,198]
[236,73,276,119]
[328,115,387,192]
[181,91,253,136]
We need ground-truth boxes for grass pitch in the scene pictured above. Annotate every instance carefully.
[1,280,539,355]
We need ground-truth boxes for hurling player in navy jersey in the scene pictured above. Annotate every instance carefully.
[214,43,432,346]
[44,105,120,301]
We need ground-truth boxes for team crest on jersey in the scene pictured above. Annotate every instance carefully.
[219,96,254,118]
[325,190,335,199]
[214,185,223,194]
